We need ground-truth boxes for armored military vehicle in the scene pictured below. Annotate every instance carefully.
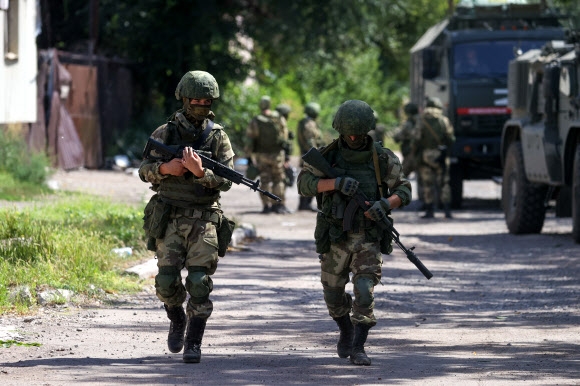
[500,30,580,242]
[410,0,567,208]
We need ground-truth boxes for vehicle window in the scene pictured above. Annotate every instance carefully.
[453,41,546,79]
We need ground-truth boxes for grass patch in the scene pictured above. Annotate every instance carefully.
[0,340,42,348]
[0,173,53,201]
[0,194,148,314]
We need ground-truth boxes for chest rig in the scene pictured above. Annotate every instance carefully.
[157,115,220,207]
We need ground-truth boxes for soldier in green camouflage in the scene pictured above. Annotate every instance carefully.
[245,96,292,214]
[412,96,455,218]
[138,70,234,364]
[297,100,412,366]
[297,102,324,211]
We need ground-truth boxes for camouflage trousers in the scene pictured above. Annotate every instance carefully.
[154,210,219,320]
[418,162,451,205]
[320,232,382,327]
[254,152,286,206]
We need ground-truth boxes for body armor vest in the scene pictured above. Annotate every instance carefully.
[253,115,282,154]
[157,119,220,207]
[320,142,381,227]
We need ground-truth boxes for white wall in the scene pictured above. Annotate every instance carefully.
[0,0,37,124]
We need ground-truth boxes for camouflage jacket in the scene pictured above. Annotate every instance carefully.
[139,110,235,208]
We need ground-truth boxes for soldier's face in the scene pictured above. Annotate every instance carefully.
[189,98,212,106]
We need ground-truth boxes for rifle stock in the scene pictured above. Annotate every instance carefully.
[143,138,281,202]
[302,147,433,279]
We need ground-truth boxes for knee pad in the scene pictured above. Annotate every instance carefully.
[155,266,182,298]
[323,285,351,308]
[353,276,375,308]
[185,267,213,304]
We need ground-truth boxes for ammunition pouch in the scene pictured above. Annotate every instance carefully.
[315,213,346,254]
[216,214,236,257]
[143,194,172,250]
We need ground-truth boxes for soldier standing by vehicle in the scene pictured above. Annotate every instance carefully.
[412,96,455,219]
[245,96,292,214]
[393,103,419,177]
[297,100,412,366]
[297,102,324,211]
[138,70,235,363]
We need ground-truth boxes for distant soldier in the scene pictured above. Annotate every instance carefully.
[297,102,323,211]
[393,103,419,177]
[276,103,297,188]
[245,96,292,214]
[412,97,455,219]
[368,111,386,144]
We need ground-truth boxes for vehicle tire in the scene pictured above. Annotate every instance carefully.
[502,141,547,234]
[450,164,463,209]
[555,186,572,218]
[572,144,580,243]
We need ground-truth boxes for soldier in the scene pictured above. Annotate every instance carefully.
[276,103,296,188]
[138,70,234,363]
[297,102,323,211]
[368,111,386,144]
[297,100,412,366]
[412,96,455,219]
[393,103,419,177]
[245,96,291,214]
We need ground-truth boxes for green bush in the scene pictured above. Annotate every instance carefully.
[0,129,51,185]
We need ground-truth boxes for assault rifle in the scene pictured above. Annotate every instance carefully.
[302,147,433,279]
[143,138,281,202]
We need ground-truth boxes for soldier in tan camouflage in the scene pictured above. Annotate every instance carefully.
[297,100,412,366]
[245,96,292,214]
[297,102,324,211]
[393,103,419,177]
[411,97,455,219]
[138,71,234,364]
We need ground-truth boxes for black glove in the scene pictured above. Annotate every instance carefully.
[334,176,359,196]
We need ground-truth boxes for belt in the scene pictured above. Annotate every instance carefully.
[172,207,220,223]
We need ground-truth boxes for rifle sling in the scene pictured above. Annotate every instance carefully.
[421,117,442,146]
[371,144,384,198]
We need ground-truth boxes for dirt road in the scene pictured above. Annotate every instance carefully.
[1,166,578,385]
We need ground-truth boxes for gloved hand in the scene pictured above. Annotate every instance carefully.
[365,198,391,222]
[334,176,359,196]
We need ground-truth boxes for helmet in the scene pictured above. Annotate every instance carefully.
[259,95,271,110]
[275,103,291,117]
[332,100,376,135]
[304,102,321,118]
[175,71,220,100]
[404,102,418,115]
[425,96,443,109]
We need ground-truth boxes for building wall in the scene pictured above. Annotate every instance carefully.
[0,0,38,123]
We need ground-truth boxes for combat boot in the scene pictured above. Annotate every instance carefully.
[298,197,317,212]
[421,204,434,219]
[350,323,372,366]
[183,316,207,363]
[333,314,354,358]
[272,204,292,214]
[444,203,452,219]
[164,304,186,353]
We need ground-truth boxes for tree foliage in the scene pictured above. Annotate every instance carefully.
[37,0,577,154]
